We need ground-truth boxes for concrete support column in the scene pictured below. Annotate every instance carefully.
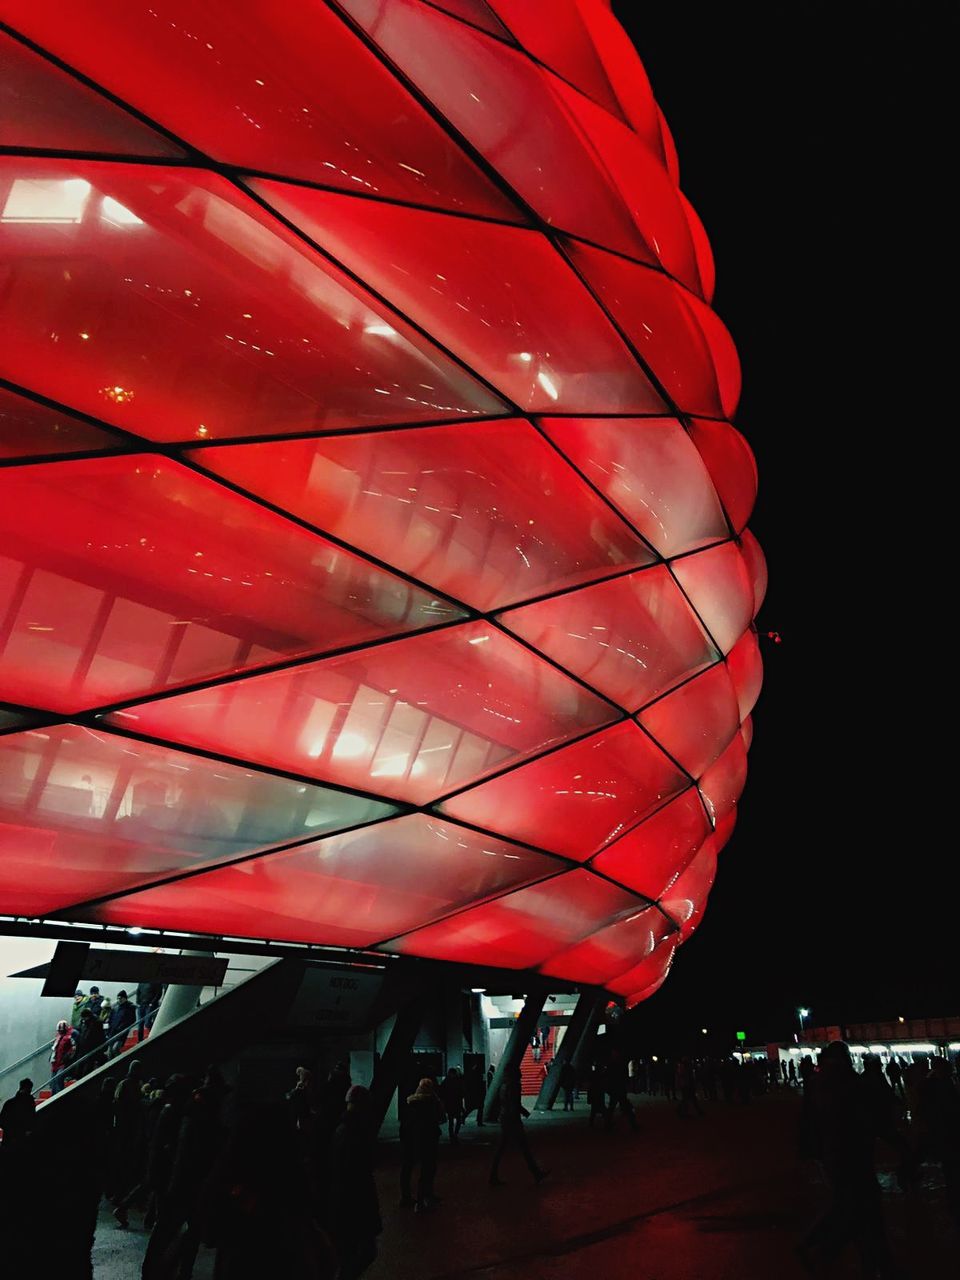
[148,951,207,1036]
[369,994,426,1132]
[535,991,602,1111]
[569,997,605,1077]
[444,985,465,1072]
[483,989,547,1123]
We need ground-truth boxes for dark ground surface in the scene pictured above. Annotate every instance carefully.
[92,1090,957,1278]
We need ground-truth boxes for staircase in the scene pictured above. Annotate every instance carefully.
[519,1024,556,1096]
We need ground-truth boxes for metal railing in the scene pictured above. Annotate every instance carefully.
[34,1023,143,1100]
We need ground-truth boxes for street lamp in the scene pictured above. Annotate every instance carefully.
[797,1007,810,1038]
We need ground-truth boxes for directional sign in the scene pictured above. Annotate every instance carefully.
[21,947,228,990]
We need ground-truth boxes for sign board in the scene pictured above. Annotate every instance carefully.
[22,947,228,989]
[736,1030,747,1042]
[287,965,383,1031]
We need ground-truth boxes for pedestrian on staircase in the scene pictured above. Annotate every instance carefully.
[50,1019,75,1094]
[106,990,136,1057]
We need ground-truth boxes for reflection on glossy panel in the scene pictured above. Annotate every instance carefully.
[0,455,458,713]
[568,242,741,418]
[680,193,716,303]
[500,566,719,711]
[740,716,754,752]
[251,181,663,415]
[0,29,181,157]
[659,838,717,928]
[193,420,651,611]
[638,663,740,778]
[571,0,662,152]
[540,902,673,984]
[111,622,616,804]
[726,630,763,721]
[426,0,513,38]
[339,0,658,261]
[382,868,648,971]
[0,384,121,460]
[688,418,757,532]
[0,724,394,917]
[83,814,554,947]
[440,721,686,859]
[0,159,503,442]
[1,3,519,219]
[590,787,711,900]
[698,735,748,826]
[739,529,768,616]
[549,79,701,292]
[541,416,728,557]
[608,935,678,1000]
[671,541,754,655]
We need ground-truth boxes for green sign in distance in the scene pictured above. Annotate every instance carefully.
[736,1031,746,1041]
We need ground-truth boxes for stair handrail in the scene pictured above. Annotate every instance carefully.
[0,1034,57,1085]
[33,1023,137,1100]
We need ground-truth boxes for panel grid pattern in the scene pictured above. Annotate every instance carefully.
[0,0,762,1005]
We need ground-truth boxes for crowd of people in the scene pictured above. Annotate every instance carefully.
[44,984,163,1094]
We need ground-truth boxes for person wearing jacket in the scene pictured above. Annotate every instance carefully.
[74,1007,107,1077]
[489,1065,548,1187]
[399,1078,445,1212]
[50,1019,75,1094]
[106,990,136,1057]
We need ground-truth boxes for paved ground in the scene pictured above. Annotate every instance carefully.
[93,1091,957,1278]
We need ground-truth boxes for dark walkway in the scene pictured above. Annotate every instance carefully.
[92,1092,956,1278]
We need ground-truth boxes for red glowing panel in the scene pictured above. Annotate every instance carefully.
[660,840,718,939]
[252,181,663,415]
[0,455,458,713]
[0,159,503,443]
[638,663,740,779]
[608,935,679,1000]
[590,787,711,900]
[336,0,657,262]
[486,2,625,119]
[0,724,394,918]
[568,242,741,419]
[680,193,716,303]
[540,903,674,984]
[698,735,748,827]
[570,0,662,154]
[0,29,181,157]
[739,529,768,616]
[423,0,513,38]
[671,541,755,655]
[741,716,754,752]
[440,721,687,859]
[0,4,518,220]
[83,815,556,947]
[111,622,616,804]
[541,416,729,557]
[549,79,701,291]
[688,418,757,532]
[500,566,719,711]
[726,630,763,721]
[0,384,121,460]
[382,869,648,970]
[192,420,651,612]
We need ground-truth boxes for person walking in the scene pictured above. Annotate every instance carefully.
[676,1058,704,1118]
[399,1078,445,1212]
[560,1059,577,1112]
[74,1007,107,1077]
[49,1019,75,1094]
[86,986,104,1021]
[463,1063,486,1127]
[440,1067,465,1143]
[587,1060,608,1127]
[489,1065,547,1187]
[135,981,163,1043]
[605,1051,639,1130]
[329,1084,382,1278]
[106,990,136,1057]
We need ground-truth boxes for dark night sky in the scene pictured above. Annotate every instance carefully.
[613,5,955,1045]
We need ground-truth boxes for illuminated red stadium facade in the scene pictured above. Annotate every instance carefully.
[0,1,763,1007]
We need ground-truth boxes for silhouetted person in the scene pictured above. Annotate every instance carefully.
[49,1018,75,1094]
[400,1077,444,1211]
[676,1058,704,1118]
[605,1051,639,1130]
[75,1007,106,1077]
[799,1053,816,1092]
[135,981,163,1042]
[317,1059,352,1147]
[560,1059,577,1111]
[464,1063,486,1126]
[587,1060,607,1127]
[286,1064,317,1137]
[106,990,136,1057]
[440,1067,464,1143]
[920,1058,960,1223]
[885,1057,904,1098]
[798,1041,900,1276]
[0,1078,35,1149]
[489,1065,547,1186]
[329,1084,381,1278]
